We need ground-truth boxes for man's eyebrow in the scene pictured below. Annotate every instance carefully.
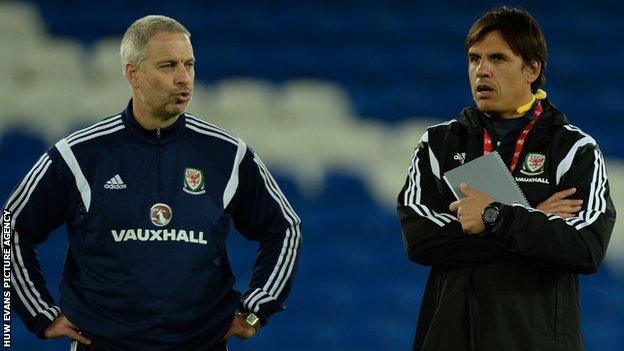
[155,59,176,65]
[487,51,509,58]
[467,51,508,58]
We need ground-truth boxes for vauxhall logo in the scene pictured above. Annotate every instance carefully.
[111,229,208,245]
[110,203,208,245]
[150,203,172,227]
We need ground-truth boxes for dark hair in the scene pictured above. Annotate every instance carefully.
[465,6,547,92]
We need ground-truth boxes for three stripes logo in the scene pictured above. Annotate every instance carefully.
[104,174,127,189]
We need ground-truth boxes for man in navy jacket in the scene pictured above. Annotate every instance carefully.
[4,15,301,351]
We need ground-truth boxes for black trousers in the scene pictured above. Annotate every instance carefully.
[73,340,229,351]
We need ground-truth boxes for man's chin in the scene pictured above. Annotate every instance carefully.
[476,100,496,113]
[476,102,487,112]
[166,102,189,116]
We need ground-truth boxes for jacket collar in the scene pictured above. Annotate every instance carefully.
[476,103,535,144]
[121,99,186,145]
[458,98,568,133]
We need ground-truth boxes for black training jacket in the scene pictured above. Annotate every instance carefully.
[397,99,616,351]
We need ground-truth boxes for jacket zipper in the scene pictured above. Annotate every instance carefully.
[156,128,162,192]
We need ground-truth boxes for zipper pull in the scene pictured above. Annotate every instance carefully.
[157,129,161,138]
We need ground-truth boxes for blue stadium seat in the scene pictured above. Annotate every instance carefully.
[7,2,624,350]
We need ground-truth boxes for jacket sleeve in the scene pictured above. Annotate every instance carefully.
[397,131,517,267]
[230,148,301,324]
[3,149,71,338]
[492,144,616,274]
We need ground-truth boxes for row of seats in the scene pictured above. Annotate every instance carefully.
[3,2,624,350]
[1,3,622,158]
[2,3,623,119]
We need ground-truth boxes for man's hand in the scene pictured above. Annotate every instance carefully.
[449,183,494,235]
[537,188,583,218]
[44,314,91,345]
[221,314,257,341]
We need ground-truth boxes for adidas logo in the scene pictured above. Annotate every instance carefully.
[453,152,466,164]
[104,174,127,189]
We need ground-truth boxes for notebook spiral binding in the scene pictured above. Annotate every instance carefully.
[491,151,530,206]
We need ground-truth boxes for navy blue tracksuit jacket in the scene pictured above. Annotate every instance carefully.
[4,100,302,350]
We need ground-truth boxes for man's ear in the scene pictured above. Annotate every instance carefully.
[526,60,541,85]
[124,62,140,89]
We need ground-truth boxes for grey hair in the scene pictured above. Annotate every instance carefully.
[120,15,190,69]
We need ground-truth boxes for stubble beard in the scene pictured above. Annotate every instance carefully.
[158,96,190,121]
[476,99,500,118]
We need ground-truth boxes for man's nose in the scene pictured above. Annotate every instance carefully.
[475,60,491,78]
[175,66,191,85]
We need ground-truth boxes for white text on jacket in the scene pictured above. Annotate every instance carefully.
[111,229,208,245]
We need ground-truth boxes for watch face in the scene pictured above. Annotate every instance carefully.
[246,313,260,327]
[483,206,499,225]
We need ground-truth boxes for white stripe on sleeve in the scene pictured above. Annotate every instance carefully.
[222,139,247,209]
[4,154,58,320]
[55,139,92,212]
[555,136,595,185]
[244,155,301,309]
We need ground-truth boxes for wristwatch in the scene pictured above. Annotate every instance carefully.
[236,311,261,332]
[481,202,502,230]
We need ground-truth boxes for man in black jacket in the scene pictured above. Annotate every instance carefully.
[397,6,616,351]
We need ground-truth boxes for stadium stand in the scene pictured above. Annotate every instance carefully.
[1,1,623,350]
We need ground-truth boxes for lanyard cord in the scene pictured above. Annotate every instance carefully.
[483,100,544,173]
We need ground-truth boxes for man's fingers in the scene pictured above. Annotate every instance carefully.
[558,199,583,206]
[221,325,239,341]
[556,212,575,218]
[557,200,583,207]
[236,326,257,340]
[552,188,576,200]
[550,199,582,207]
[66,329,92,345]
[540,189,576,207]
[220,327,234,341]
[543,205,581,218]
[43,314,92,345]
[538,189,584,216]
[551,188,577,201]
[449,200,460,212]
[459,182,476,196]
[461,219,481,235]
[540,199,582,212]
[544,201,582,211]
[556,205,582,213]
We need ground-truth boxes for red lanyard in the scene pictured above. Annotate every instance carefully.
[483,100,543,173]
